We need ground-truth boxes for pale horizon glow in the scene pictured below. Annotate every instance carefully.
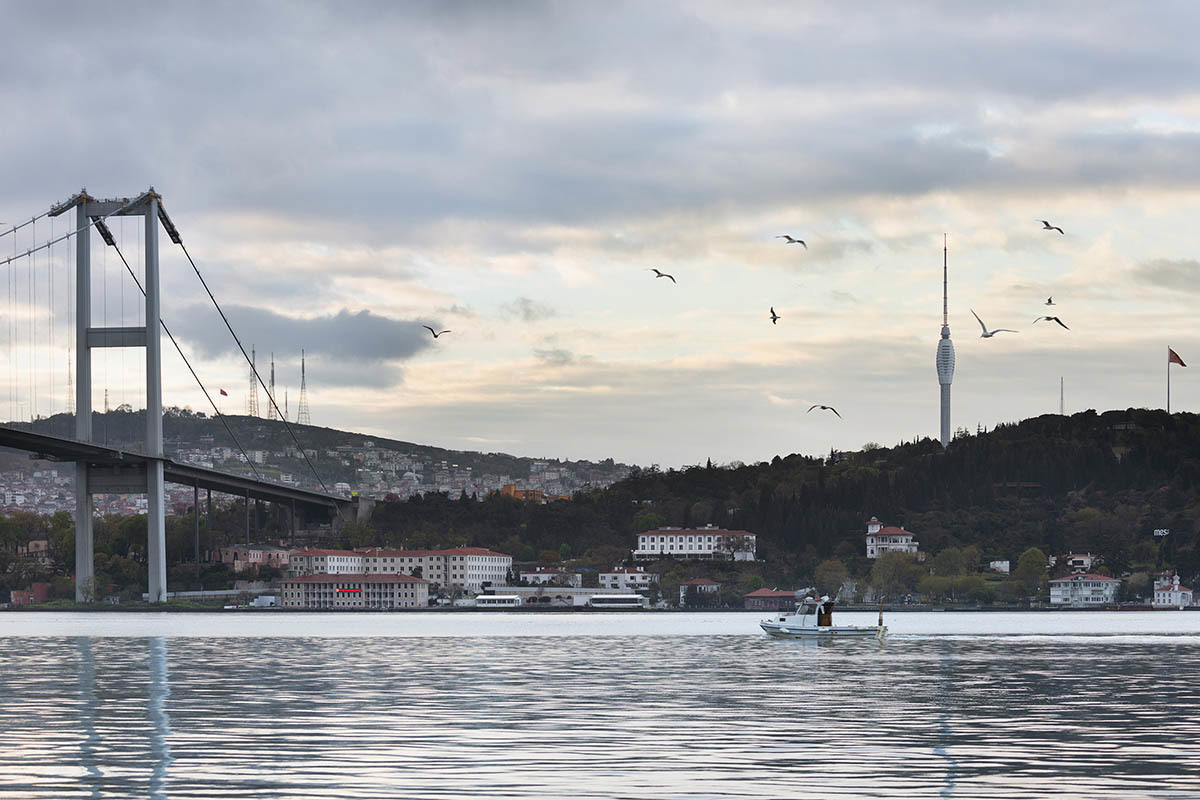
[2,1,1199,467]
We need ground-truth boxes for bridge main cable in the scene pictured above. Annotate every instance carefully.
[161,215,333,498]
[0,193,146,268]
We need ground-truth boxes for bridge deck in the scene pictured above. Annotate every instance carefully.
[0,425,351,513]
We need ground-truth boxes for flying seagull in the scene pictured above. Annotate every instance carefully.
[1040,220,1064,235]
[422,325,451,338]
[649,268,676,283]
[775,235,807,248]
[970,309,1018,338]
[807,404,841,418]
[769,307,780,325]
[1045,296,1055,306]
[1033,316,1069,330]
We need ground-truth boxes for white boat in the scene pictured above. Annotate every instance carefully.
[760,594,886,639]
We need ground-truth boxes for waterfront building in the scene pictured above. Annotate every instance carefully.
[743,588,798,611]
[280,573,428,609]
[290,546,512,593]
[1048,573,1120,607]
[600,566,659,591]
[9,582,51,607]
[865,516,921,559]
[679,578,720,606]
[633,525,757,561]
[989,560,1011,574]
[519,567,582,587]
[1153,575,1194,609]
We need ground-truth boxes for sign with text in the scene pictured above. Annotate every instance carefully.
[1153,528,1170,537]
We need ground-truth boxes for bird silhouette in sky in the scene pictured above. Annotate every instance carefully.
[649,268,676,283]
[1045,296,1055,306]
[1040,220,1064,235]
[775,235,807,248]
[808,404,841,418]
[970,309,1018,338]
[1033,316,1069,330]
[422,325,451,338]
[769,307,780,325]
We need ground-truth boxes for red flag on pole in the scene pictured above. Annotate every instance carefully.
[1169,348,1187,367]
[219,389,229,396]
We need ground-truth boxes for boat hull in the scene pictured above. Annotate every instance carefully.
[760,621,886,639]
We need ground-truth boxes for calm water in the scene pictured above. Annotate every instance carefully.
[2,612,1199,799]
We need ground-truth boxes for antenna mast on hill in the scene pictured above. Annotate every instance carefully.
[268,352,277,420]
[297,349,311,425]
[247,345,259,417]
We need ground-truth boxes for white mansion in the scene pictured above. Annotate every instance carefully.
[864,516,920,559]
[1048,573,1120,607]
[633,525,757,561]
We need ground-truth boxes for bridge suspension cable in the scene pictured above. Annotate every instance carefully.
[93,218,263,482]
[0,207,55,240]
[0,194,145,269]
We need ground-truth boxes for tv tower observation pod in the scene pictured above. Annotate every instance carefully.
[936,236,955,448]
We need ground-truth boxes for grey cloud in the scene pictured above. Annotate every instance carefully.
[534,348,576,366]
[1134,258,1200,293]
[501,297,557,322]
[171,304,433,362]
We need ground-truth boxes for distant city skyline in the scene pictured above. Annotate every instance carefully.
[3,2,1199,466]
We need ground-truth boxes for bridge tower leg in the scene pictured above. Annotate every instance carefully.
[74,201,94,601]
[144,195,167,602]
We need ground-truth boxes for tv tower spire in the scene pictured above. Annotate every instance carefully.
[935,234,955,448]
[247,346,260,417]
[268,352,277,420]
[297,349,311,425]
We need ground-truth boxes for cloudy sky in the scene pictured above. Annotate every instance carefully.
[3,1,1200,466]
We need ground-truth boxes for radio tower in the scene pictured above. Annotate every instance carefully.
[297,349,311,425]
[935,234,955,448]
[268,352,277,420]
[247,346,260,417]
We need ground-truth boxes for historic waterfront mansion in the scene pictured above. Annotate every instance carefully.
[864,516,921,559]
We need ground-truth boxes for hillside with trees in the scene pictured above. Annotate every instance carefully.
[3,407,1198,602]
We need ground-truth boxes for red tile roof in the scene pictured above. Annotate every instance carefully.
[870,526,912,536]
[1049,573,1119,582]
[290,548,360,557]
[642,527,755,537]
[356,547,511,558]
[744,588,797,597]
[283,573,428,584]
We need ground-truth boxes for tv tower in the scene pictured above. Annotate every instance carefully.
[297,349,311,425]
[268,352,277,420]
[247,346,260,417]
[935,234,955,448]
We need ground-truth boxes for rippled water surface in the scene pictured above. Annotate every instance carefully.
[2,612,1199,799]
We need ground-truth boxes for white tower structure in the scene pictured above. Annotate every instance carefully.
[936,234,955,448]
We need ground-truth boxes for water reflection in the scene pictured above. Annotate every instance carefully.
[73,637,103,798]
[148,637,172,799]
[0,632,1197,799]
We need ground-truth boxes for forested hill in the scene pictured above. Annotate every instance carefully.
[366,408,1200,583]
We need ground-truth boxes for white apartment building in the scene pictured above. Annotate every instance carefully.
[865,516,920,559]
[600,566,659,591]
[1153,575,1194,609]
[290,547,511,593]
[1048,573,1120,607]
[633,525,757,561]
[519,567,582,588]
[280,573,428,609]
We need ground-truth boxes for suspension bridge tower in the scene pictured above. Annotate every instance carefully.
[49,189,170,602]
